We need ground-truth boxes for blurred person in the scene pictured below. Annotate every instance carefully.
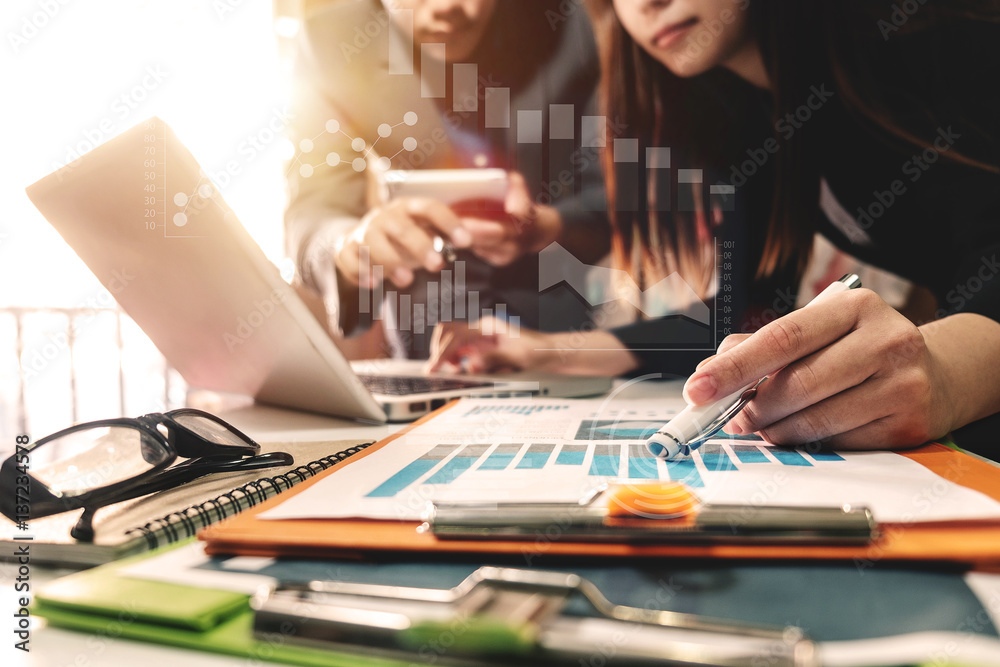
[285,0,610,359]
[428,0,1000,452]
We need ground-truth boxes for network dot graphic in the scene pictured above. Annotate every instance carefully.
[170,181,215,228]
[288,112,418,179]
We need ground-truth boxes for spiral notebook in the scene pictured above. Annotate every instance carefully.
[0,439,371,568]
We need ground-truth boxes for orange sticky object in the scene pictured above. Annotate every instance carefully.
[604,482,700,519]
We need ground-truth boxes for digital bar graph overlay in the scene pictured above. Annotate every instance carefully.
[288,29,743,348]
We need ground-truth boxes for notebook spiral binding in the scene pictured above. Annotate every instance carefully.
[125,442,373,550]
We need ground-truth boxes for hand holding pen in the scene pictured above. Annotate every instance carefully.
[648,273,959,457]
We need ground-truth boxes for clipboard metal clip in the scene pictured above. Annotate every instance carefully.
[252,566,820,666]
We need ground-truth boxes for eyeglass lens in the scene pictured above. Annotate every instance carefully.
[170,412,251,447]
[30,426,171,497]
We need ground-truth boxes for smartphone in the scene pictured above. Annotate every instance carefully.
[378,168,508,206]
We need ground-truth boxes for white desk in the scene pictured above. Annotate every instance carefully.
[6,379,684,667]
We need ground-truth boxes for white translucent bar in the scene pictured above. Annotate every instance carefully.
[454,261,466,318]
[420,44,445,98]
[440,269,452,322]
[468,290,480,327]
[710,185,736,194]
[614,138,638,162]
[549,104,574,140]
[372,264,384,320]
[453,63,478,112]
[677,168,703,184]
[517,110,542,144]
[494,303,507,333]
[426,281,439,326]
[413,303,425,335]
[359,246,371,314]
[384,290,397,327]
[481,311,494,335]
[399,294,411,330]
[388,9,414,75]
[485,87,510,128]
[581,116,605,148]
[508,315,520,339]
[646,147,671,168]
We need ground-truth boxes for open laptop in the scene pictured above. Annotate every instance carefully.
[26,118,611,422]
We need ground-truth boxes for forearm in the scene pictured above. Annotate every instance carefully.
[296,218,372,336]
[527,330,640,376]
[920,312,1000,431]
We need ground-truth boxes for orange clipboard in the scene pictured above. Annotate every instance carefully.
[200,402,1000,569]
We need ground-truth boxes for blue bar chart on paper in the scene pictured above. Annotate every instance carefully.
[363,408,847,500]
[260,398,1000,525]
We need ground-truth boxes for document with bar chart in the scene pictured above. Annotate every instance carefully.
[261,398,1000,524]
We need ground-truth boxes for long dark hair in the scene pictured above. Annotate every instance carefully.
[588,0,1000,289]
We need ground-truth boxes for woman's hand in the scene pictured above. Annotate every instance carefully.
[425,319,641,377]
[426,317,545,374]
[336,197,472,288]
[685,289,966,449]
[458,171,562,267]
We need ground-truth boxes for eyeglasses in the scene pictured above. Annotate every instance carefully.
[1,408,292,541]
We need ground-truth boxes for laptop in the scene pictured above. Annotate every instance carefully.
[26,118,611,422]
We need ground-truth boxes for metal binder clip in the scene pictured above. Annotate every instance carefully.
[425,498,877,545]
[252,566,820,666]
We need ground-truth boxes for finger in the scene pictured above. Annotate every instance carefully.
[427,325,485,372]
[716,333,751,356]
[426,324,458,371]
[364,230,415,286]
[821,413,929,450]
[380,213,443,272]
[404,198,472,248]
[699,334,751,369]
[335,239,369,287]
[466,347,520,374]
[726,329,876,436]
[475,247,519,267]
[503,171,534,224]
[685,291,868,404]
[746,374,893,446]
[461,217,509,246]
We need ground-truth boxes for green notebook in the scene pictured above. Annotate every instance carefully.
[33,541,402,667]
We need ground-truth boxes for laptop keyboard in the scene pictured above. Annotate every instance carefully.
[358,374,492,396]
